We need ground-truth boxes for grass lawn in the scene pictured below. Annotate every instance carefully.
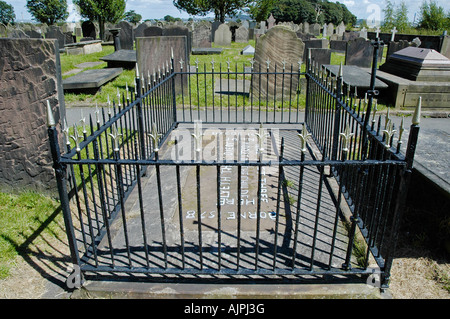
[0,191,62,279]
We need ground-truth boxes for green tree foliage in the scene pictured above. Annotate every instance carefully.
[124,10,142,24]
[382,0,395,31]
[0,0,15,24]
[418,0,449,31]
[394,1,409,32]
[26,0,68,25]
[73,0,126,40]
[247,0,275,22]
[271,0,356,26]
[173,0,248,23]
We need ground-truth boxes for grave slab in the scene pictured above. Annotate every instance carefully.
[65,40,102,55]
[323,64,388,91]
[63,67,122,92]
[101,49,136,69]
[192,48,223,55]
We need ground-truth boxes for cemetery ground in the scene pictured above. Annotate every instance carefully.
[0,40,449,299]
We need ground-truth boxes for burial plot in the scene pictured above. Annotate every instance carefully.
[376,47,450,108]
[345,38,373,68]
[136,36,188,93]
[252,26,304,100]
[214,24,232,46]
[0,38,65,194]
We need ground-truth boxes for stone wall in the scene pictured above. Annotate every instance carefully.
[0,38,65,195]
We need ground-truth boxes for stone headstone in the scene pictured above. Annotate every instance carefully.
[45,26,65,46]
[312,23,321,36]
[412,37,421,47]
[330,40,347,52]
[343,31,359,41]
[192,23,211,48]
[214,23,232,46]
[267,14,276,29]
[358,27,368,40]
[327,23,334,37]
[75,27,82,38]
[296,32,313,42]
[252,26,305,99]
[142,26,163,37]
[163,25,192,55]
[329,34,342,41]
[0,23,7,37]
[136,36,188,93]
[387,40,411,59]
[0,38,65,194]
[25,29,42,39]
[211,21,221,42]
[336,21,346,36]
[64,31,74,44]
[235,25,249,43]
[322,23,327,38]
[81,21,96,39]
[8,28,30,39]
[345,38,373,68]
[116,21,134,50]
[304,39,329,59]
[309,48,331,67]
[134,22,153,38]
[440,35,450,59]
[303,22,310,34]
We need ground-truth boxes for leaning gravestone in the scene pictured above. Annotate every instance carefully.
[0,38,65,194]
[116,21,134,50]
[345,38,373,68]
[136,36,188,94]
[214,23,232,46]
[252,26,304,99]
[81,20,96,39]
[235,25,249,43]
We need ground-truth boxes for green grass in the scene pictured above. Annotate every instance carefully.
[0,192,61,279]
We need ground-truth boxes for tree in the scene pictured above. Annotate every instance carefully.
[74,0,126,40]
[173,0,248,23]
[124,10,142,24]
[26,0,68,25]
[394,1,409,32]
[382,0,395,31]
[0,0,15,24]
[247,0,275,22]
[418,0,448,31]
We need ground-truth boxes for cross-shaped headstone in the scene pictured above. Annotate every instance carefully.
[375,27,381,39]
[390,26,397,42]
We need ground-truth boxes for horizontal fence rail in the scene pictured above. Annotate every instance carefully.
[48,43,419,290]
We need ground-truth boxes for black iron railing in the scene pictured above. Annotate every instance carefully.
[48,40,419,290]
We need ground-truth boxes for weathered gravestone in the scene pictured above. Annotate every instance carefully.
[7,28,29,39]
[441,35,450,59]
[163,25,192,54]
[143,26,163,37]
[267,14,276,29]
[211,21,221,42]
[214,23,232,46]
[45,26,65,46]
[387,40,415,59]
[312,23,321,36]
[327,23,334,37]
[345,38,373,68]
[116,21,134,50]
[192,22,211,48]
[235,25,249,43]
[252,26,305,99]
[336,22,346,36]
[309,48,331,67]
[0,38,65,194]
[343,31,359,41]
[330,40,347,52]
[0,23,7,37]
[134,22,153,38]
[25,29,42,39]
[304,39,329,59]
[303,22,310,34]
[81,21,96,39]
[136,36,188,94]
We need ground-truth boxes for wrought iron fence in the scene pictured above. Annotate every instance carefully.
[48,39,420,290]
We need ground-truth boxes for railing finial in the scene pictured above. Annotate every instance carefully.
[46,100,56,128]
[412,96,421,125]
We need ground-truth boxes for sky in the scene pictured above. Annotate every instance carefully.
[6,0,450,23]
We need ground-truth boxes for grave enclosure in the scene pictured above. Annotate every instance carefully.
[48,41,421,290]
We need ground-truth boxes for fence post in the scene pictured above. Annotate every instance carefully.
[171,48,177,124]
[380,98,421,290]
[331,63,343,160]
[135,63,147,159]
[46,102,81,280]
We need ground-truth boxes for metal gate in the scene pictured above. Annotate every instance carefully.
[48,39,420,290]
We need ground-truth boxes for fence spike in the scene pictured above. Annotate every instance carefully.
[135,63,139,79]
[46,100,56,127]
[70,124,83,152]
[95,103,100,123]
[382,120,396,149]
[79,110,87,133]
[255,123,269,154]
[148,122,162,153]
[298,59,302,71]
[340,125,355,155]
[62,118,70,145]
[412,96,421,125]
[108,126,122,152]
[385,107,390,129]
[298,123,312,153]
